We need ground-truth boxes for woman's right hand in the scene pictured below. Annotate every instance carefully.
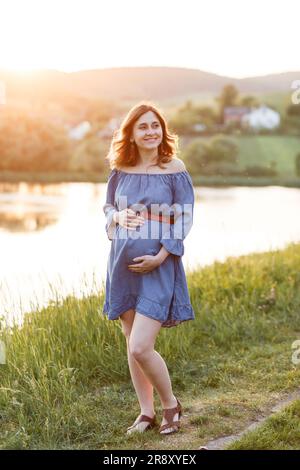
[113,208,145,230]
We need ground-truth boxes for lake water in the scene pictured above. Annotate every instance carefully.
[1,181,300,326]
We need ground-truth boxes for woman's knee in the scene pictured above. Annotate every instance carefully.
[128,338,152,359]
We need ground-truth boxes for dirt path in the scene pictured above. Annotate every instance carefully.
[140,388,300,451]
[199,388,300,450]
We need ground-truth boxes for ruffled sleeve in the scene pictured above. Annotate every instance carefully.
[160,171,194,257]
[103,169,119,241]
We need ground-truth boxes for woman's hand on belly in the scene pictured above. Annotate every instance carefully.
[116,208,145,230]
[127,254,162,274]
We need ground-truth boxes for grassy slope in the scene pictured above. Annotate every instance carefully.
[227,399,300,450]
[235,135,300,176]
[0,242,300,449]
[180,135,300,177]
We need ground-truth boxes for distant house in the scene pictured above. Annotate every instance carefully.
[241,105,280,130]
[223,106,251,125]
[68,121,91,140]
[192,123,207,133]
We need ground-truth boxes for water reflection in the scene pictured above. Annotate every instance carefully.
[0,181,300,326]
[0,182,64,231]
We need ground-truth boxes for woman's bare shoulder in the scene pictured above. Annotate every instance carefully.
[117,157,186,174]
[168,157,186,172]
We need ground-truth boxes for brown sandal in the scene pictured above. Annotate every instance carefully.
[159,397,182,435]
[126,414,157,434]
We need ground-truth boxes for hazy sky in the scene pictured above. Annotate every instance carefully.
[0,0,299,78]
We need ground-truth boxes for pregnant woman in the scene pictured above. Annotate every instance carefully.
[102,102,195,436]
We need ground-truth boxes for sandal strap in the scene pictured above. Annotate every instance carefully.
[138,414,156,424]
[127,414,156,430]
[160,398,182,432]
[159,420,180,432]
[162,403,181,424]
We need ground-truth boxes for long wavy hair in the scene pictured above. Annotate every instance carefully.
[105,101,179,171]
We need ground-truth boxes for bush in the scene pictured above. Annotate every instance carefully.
[295,153,300,177]
[240,165,278,177]
[201,161,240,176]
[183,134,239,176]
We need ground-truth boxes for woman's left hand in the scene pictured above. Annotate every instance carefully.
[128,255,162,274]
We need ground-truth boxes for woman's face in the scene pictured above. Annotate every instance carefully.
[131,111,163,152]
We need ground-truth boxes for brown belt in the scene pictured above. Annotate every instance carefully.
[136,209,175,224]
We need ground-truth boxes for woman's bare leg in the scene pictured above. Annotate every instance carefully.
[128,312,179,433]
[119,309,155,432]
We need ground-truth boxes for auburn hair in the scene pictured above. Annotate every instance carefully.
[105,101,179,171]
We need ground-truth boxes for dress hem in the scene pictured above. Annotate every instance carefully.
[102,293,195,328]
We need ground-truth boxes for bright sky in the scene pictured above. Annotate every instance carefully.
[0,0,299,78]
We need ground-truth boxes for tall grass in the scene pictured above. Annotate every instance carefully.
[1,241,300,449]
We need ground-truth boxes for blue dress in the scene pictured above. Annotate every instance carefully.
[102,168,195,328]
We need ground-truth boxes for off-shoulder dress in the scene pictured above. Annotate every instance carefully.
[102,168,195,328]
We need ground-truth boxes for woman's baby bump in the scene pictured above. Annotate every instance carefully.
[117,220,162,262]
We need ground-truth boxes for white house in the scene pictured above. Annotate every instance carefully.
[192,123,207,133]
[242,105,280,130]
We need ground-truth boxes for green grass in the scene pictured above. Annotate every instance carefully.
[234,135,300,176]
[227,399,300,450]
[180,135,300,178]
[0,241,300,449]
